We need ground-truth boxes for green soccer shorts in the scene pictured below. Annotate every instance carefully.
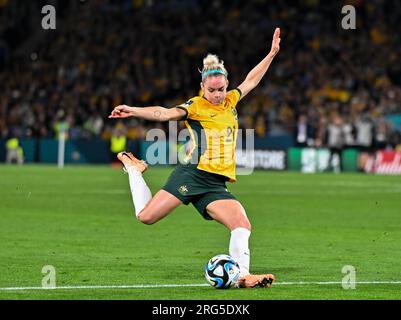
[162,164,237,220]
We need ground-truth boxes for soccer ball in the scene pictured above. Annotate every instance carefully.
[204,254,240,289]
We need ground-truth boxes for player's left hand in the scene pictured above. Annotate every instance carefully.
[108,105,133,118]
[270,27,281,56]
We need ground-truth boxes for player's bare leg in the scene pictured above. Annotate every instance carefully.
[136,190,182,225]
[117,151,182,224]
[206,199,275,288]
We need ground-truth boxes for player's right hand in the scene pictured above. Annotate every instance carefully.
[270,27,281,56]
[109,105,133,118]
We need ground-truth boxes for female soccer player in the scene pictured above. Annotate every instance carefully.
[109,28,281,288]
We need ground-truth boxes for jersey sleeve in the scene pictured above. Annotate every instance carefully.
[175,98,198,120]
[226,89,242,109]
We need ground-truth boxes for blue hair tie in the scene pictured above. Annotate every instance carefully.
[201,69,227,79]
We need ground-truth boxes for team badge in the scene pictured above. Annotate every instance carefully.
[178,185,189,195]
[231,107,238,120]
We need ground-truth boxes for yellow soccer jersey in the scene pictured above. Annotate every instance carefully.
[176,89,241,182]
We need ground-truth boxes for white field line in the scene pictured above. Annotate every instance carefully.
[1,281,401,291]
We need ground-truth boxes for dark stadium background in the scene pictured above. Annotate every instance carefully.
[1,0,400,172]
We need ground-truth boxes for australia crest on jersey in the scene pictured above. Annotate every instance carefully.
[231,107,238,120]
[178,185,189,195]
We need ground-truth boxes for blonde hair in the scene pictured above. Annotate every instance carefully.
[200,54,228,82]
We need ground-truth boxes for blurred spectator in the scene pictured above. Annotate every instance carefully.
[326,115,346,172]
[354,113,374,153]
[255,117,266,138]
[294,114,315,147]
[314,115,327,148]
[83,113,104,138]
[110,121,127,163]
[373,116,392,151]
[6,136,23,164]
[342,115,356,148]
[53,110,70,140]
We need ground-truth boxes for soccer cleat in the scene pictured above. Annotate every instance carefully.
[235,274,275,288]
[117,151,148,173]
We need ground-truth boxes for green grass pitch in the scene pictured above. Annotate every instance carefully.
[0,164,400,300]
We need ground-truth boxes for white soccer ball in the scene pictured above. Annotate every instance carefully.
[204,254,240,289]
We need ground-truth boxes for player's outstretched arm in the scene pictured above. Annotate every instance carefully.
[237,27,281,100]
[108,105,186,122]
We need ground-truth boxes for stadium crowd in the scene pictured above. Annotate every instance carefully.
[1,0,401,151]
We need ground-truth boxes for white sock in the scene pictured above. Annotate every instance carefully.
[127,167,152,217]
[229,227,251,277]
